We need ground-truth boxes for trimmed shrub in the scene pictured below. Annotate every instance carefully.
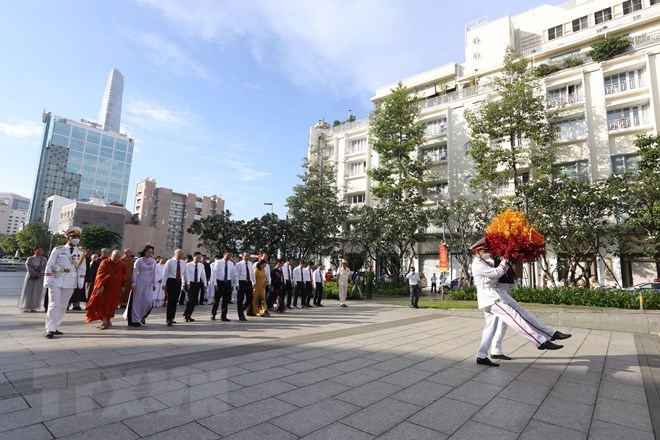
[533,62,561,77]
[587,34,632,63]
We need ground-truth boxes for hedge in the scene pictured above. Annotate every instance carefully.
[322,281,410,300]
[449,286,659,310]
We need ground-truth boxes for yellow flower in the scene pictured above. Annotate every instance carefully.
[486,209,532,238]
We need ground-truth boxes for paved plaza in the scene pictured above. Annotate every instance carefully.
[0,271,658,439]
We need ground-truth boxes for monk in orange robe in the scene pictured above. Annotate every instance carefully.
[86,250,126,329]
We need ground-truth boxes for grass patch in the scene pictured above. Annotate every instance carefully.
[391,300,478,309]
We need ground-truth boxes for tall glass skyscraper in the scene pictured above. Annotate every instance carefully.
[28,69,133,223]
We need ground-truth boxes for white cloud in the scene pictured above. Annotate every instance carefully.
[124,100,196,130]
[225,159,271,181]
[136,0,465,97]
[125,31,212,80]
[0,121,42,138]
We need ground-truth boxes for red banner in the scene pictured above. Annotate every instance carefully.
[438,245,449,272]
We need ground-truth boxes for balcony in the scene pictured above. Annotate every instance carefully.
[419,83,495,110]
[548,92,584,107]
[608,115,644,131]
[604,77,644,95]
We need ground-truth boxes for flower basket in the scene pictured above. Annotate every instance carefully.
[485,209,545,263]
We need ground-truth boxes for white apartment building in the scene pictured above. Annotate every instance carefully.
[310,0,660,286]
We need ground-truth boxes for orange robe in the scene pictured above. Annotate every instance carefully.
[86,258,126,322]
[119,256,134,305]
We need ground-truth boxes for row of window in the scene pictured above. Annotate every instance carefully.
[53,122,132,152]
[547,0,658,41]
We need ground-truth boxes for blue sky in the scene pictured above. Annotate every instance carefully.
[0,0,556,221]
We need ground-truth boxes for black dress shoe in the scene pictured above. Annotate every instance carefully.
[72,306,82,311]
[538,341,563,350]
[45,332,55,339]
[491,354,512,360]
[317,304,324,307]
[54,330,63,335]
[141,319,146,325]
[287,306,293,309]
[171,320,177,324]
[551,331,572,341]
[131,323,141,327]
[476,357,499,367]
[221,317,231,322]
[187,318,195,322]
[166,320,173,327]
[211,315,216,321]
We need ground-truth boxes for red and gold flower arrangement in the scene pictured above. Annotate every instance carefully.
[484,209,545,262]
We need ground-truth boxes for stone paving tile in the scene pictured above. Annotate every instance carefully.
[323,349,364,362]
[91,378,189,407]
[282,356,338,373]
[548,380,598,406]
[518,419,587,440]
[56,421,139,440]
[449,420,518,440]
[334,380,403,407]
[369,357,419,373]
[410,357,456,373]
[444,380,503,406]
[139,422,219,440]
[342,397,421,436]
[533,396,594,433]
[597,379,648,405]
[592,396,653,432]
[517,366,562,387]
[408,397,481,434]
[215,378,298,407]
[587,420,656,440]
[472,396,537,433]
[0,423,54,440]
[0,396,100,433]
[378,421,447,439]
[497,379,551,406]
[328,367,389,387]
[472,367,520,387]
[601,367,644,387]
[271,398,361,437]
[426,367,478,386]
[174,367,244,385]
[0,395,29,414]
[44,397,168,438]
[280,366,342,387]
[230,367,297,387]
[378,367,434,388]
[152,379,243,407]
[239,355,297,372]
[122,396,232,437]
[298,422,374,440]
[331,357,380,373]
[390,380,453,407]
[559,368,602,387]
[277,380,351,407]
[197,397,298,437]
[285,348,335,361]
[220,422,298,440]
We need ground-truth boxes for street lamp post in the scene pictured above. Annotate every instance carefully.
[263,202,273,214]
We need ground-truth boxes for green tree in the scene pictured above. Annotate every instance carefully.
[428,195,498,282]
[616,134,660,259]
[286,134,348,261]
[187,210,243,257]
[15,222,52,255]
[587,34,632,63]
[367,82,431,277]
[465,47,559,192]
[80,224,122,253]
[241,213,291,258]
[0,234,19,256]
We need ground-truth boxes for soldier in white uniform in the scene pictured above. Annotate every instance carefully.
[471,237,565,367]
[43,226,87,338]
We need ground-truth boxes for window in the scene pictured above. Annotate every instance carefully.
[652,0,659,5]
[426,183,448,200]
[611,154,640,174]
[548,25,563,40]
[52,134,69,148]
[86,131,101,144]
[547,83,583,105]
[607,105,649,130]
[553,160,589,181]
[347,138,366,154]
[348,161,365,176]
[555,117,587,141]
[594,7,612,24]
[622,0,642,15]
[347,193,365,204]
[53,122,71,136]
[421,145,447,163]
[71,126,86,140]
[604,68,645,94]
[572,16,588,32]
[425,119,447,137]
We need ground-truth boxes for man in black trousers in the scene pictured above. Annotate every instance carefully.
[235,251,253,322]
[210,251,235,321]
[283,257,294,310]
[163,249,187,326]
[183,252,207,322]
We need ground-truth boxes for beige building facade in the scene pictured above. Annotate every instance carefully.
[312,0,660,286]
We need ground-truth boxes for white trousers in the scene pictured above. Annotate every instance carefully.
[45,286,74,332]
[477,301,549,358]
[338,284,348,304]
[490,291,556,355]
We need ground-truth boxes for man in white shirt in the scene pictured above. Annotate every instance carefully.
[313,263,325,307]
[304,260,314,308]
[282,257,294,309]
[471,237,569,367]
[183,252,207,322]
[210,251,236,321]
[430,273,437,294]
[234,251,253,322]
[292,261,305,308]
[162,249,187,326]
[406,266,421,309]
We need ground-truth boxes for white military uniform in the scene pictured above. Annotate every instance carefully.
[44,244,86,333]
[474,257,549,359]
